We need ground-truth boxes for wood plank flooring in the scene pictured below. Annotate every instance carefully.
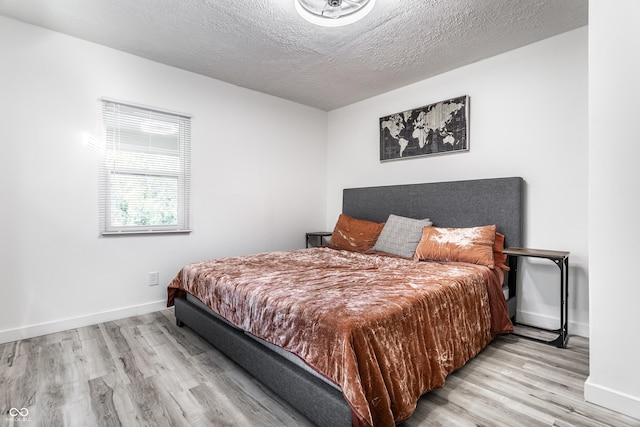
[1,309,638,427]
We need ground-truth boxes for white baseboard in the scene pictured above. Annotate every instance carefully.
[0,300,168,344]
[516,309,589,338]
[585,376,640,421]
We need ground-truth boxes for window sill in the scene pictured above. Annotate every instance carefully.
[101,229,192,236]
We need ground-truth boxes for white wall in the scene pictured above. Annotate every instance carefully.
[0,16,328,342]
[326,28,589,337]
[585,0,640,420]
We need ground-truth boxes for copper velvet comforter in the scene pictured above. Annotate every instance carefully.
[167,247,512,426]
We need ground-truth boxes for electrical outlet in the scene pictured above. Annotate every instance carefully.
[149,271,159,286]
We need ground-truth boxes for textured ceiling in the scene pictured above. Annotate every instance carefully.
[0,0,588,111]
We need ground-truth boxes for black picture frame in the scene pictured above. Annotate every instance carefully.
[379,95,469,162]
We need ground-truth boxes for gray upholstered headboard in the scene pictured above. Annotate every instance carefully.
[343,177,523,248]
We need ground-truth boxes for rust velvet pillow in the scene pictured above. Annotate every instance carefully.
[414,224,497,268]
[329,214,385,253]
[493,232,510,271]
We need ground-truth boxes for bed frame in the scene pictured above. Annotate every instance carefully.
[174,176,523,426]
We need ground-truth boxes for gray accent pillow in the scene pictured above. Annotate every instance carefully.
[373,214,433,258]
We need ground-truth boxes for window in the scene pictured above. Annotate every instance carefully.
[99,99,191,234]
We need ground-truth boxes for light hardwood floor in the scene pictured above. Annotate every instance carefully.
[1,309,637,427]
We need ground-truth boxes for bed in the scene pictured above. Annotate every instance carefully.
[167,176,523,426]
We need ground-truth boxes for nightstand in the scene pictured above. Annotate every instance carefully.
[503,247,570,348]
[306,232,332,248]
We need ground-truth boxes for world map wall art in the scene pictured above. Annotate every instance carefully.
[379,95,469,162]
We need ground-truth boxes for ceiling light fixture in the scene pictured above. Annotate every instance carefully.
[295,0,376,27]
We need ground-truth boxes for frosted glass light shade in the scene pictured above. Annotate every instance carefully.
[295,0,376,27]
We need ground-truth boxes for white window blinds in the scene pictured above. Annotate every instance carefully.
[99,99,191,234]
